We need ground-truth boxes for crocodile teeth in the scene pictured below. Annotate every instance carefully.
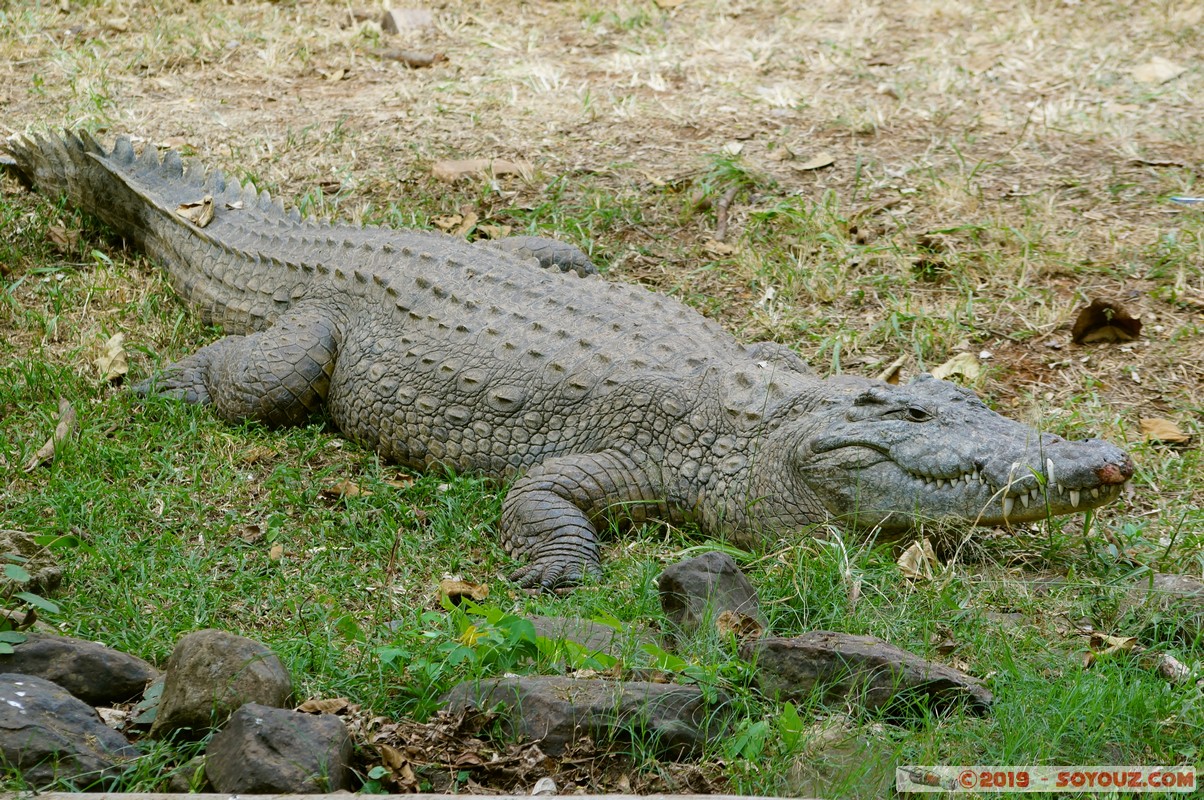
[1057,483,1065,495]
[1020,493,1030,509]
[1070,489,1080,508]
[936,479,945,490]
[963,473,971,485]
[1003,496,1015,518]
[1046,458,1055,490]
[1030,488,1041,503]
[1091,488,1099,499]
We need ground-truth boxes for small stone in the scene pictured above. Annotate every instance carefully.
[658,551,765,637]
[742,632,992,715]
[0,633,159,705]
[528,615,653,661]
[0,529,63,595]
[380,7,433,34]
[442,676,730,757]
[151,629,292,740]
[532,776,558,795]
[0,673,138,789]
[205,703,353,793]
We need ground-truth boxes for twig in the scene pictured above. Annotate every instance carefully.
[713,184,740,242]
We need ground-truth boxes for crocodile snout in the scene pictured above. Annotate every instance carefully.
[1096,456,1134,485]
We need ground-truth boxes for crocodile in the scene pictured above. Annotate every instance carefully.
[3,131,1134,588]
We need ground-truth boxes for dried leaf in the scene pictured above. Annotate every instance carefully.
[1070,298,1142,345]
[380,8,433,34]
[793,152,835,171]
[431,158,531,183]
[701,239,735,256]
[453,211,478,238]
[24,399,78,472]
[378,49,445,68]
[94,332,128,383]
[715,610,764,641]
[930,351,981,383]
[876,355,907,384]
[1139,418,1191,445]
[175,195,214,228]
[1131,57,1186,85]
[0,607,36,631]
[897,538,939,581]
[1088,631,1138,656]
[439,578,489,604]
[297,697,350,714]
[321,480,372,499]
[385,476,415,490]
[46,224,78,253]
[269,543,284,561]
[476,223,512,240]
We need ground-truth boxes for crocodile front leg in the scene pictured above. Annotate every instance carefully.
[501,449,670,589]
[136,303,340,428]
[482,236,597,277]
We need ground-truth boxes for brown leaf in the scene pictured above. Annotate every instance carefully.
[176,195,214,228]
[1139,418,1191,445]
[380,8,433,34]
[876,355,907,384]
[439,578,489,604]
[1131,57,1186,85]
[269,543,284,561]
[297,697,350,714]
[930,351,981,383]
[476,223,512,240]
[897,538,939,581]
[94,332,128,383]
[431,158,532,183]
[385,476,415,490]
[1088,631,1138,656]
[715,610,764,641]
[24,398,78,472]
[701,238,735,256]
[46,224,79,254]
[792,152,835,171]
[1070,298,1142,345]
[320,480,372,499]
[377,49,445,68]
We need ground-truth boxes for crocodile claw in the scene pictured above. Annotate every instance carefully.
[509,556,602,591]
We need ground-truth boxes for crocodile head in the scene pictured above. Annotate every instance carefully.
[789,374,1133,532]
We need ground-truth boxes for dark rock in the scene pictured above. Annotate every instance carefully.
[0,529,62,595]
[0,633,159,705]
[150,629,292,740]
[658,551,765,637]
[205,703,353,793]
[1124,572,1204,643]
[0,673,138,788]
[529,615,652,661]
[742,632,992,715]
[442,675,730,756]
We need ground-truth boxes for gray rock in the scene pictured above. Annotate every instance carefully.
[529,615,652,661]
[0,673,138,788]
[658,551,765,636]
[0,529,62,595]
[0,633,159,705]
[205,703,353,793]
[1124,572,1204,643]
[442,675,730,756]
[150,629,292,740]
[742,632,992,715]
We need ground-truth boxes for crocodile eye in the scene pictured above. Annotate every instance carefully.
[905,406,932,422]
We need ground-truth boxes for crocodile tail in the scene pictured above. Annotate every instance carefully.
[4,129,297,245]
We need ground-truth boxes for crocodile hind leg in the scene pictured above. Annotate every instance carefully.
[136,304,340,428]
[481,236,597,277]
[501,449,670,589]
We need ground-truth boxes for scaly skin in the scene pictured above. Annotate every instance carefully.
[3,131,1135,588]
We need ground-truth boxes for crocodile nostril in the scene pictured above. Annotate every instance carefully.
[1096,458,1134,485]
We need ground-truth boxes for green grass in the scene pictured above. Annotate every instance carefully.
[1,166,1201,792]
